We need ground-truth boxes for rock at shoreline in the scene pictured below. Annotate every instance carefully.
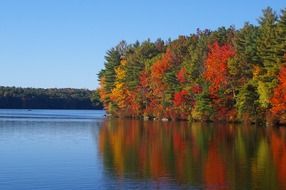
[162,118,169,122]
[143,116,149,120]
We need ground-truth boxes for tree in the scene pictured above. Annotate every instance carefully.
[275,8,286,63]
[110,58,128,112]
[91,89,103,108]
[256,7,279,108]
[235,81,260,122]
[203,42,236,120]
[150,49,173,118]
[271,64,286,116]
[0,86,101,109]
[204,42,235,94]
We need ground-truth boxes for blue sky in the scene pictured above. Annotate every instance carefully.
[0,0,285,89]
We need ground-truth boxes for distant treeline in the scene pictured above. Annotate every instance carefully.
[98,7,286,125]
[0,86,103,109]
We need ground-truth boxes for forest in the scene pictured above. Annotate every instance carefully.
[98,7,286,125]
[0,86,103,109]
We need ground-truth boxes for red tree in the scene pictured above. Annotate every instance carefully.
[271,65,286,115]
[151,48,173,81]
[203,42,235,120]
[177,67,187,83]
[149,48,174,117]
[204,42,235,94]
[173,90,188,107]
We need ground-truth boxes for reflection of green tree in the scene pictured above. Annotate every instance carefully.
[251,138,278,190]
[232,127,249,189]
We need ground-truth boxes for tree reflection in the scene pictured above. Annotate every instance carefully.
[98,119,286,189]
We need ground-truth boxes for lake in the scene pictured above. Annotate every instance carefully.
[0,110,285,189]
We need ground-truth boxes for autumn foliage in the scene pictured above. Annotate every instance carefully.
[177,67,187,83]
[173,90,188,107]
[98,7,286,124]
[271,65,286,115]
[151,48,173,81]
[204,42,235,94]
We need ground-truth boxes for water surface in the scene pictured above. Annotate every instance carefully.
[0,110,285,189]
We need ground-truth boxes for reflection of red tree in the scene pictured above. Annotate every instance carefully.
[204,144,227,188]
[173,130,187,179]
[271,128,286,189]
[125,120,139,146]
[150,143,166,179]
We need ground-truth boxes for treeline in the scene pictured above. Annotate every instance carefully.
[0,86,103,109]
[98,7,286,125]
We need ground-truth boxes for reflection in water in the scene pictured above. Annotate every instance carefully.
[98,119,286,189]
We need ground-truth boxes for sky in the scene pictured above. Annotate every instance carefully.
[0,0,285,90]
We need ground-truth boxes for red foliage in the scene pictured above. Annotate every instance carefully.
[204,42,235,94]
[127,90,140,115]
[151,48,173,80]
[149,48,175,117]
[191,84,202,94]
[177,67,187,83]
[203,42,235,120]
[271,65,286,115]
[139,71,149,87]
[173,90,188,106]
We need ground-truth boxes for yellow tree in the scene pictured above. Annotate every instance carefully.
[110,58,129,114]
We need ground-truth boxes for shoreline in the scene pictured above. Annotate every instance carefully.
[104,113,286,127]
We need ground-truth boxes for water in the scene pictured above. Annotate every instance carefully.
[0,110,285,189]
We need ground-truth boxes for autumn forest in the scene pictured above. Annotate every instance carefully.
[98,7,286,125]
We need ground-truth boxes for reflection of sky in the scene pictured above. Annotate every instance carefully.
[0,109,105,120]
[0,110,106,190]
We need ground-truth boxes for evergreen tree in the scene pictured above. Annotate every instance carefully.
[102,48,121,94]
[256,7,279,108]
[275,8,286,63]
[235,81,260,122]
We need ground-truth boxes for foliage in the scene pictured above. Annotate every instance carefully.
[235,81,260,120]
[271,65,286,115]
[204,42,235,94]
[98,7,286,124]
[0,86,102,109]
